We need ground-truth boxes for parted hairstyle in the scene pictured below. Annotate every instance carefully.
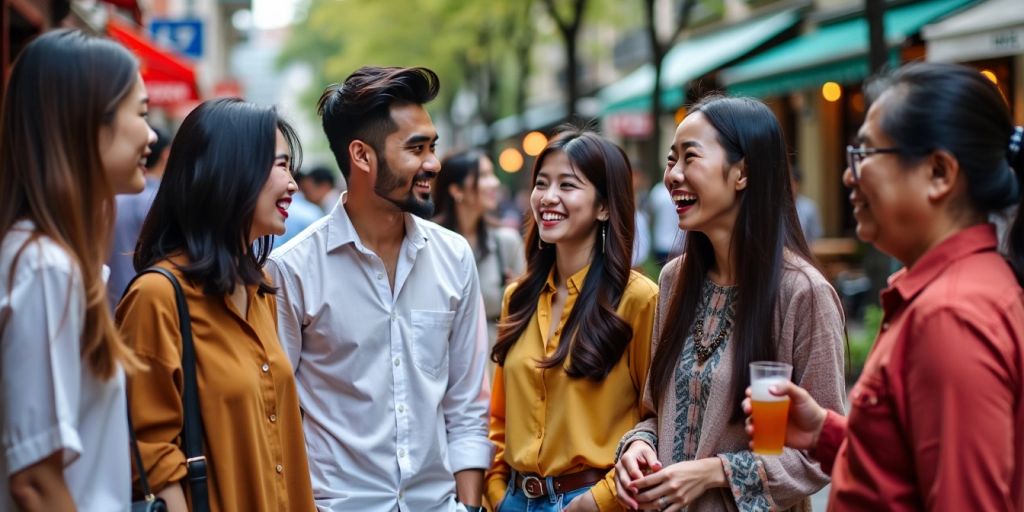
[491,128,636,380]
[434,150,494,260]
[134,98,302,296]
[0,29,142,379]
[317,66,440,179]
[647,96,815,422]
[864,62,1024,283]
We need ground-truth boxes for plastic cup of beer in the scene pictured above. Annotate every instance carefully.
[750,361,793,455]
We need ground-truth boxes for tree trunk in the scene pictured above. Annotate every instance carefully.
[865,0,887,74]
[565,31,579,117]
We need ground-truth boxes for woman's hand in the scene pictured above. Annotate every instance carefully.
[629,458,726,511]
[614,440,662,510]
[742,380,828,452]
[563,490,599,511]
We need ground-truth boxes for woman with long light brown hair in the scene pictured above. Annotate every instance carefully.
[0,29,155,510]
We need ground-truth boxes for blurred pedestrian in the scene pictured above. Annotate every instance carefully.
[267,66,491,512]
[0,29,155,511]
[792,166,823,244]
[743,62,1024,512]
[299,165,339,212]
[108,125,171,308]
[486,128,658,512]
[615,96,845,511]
[433,150,525,347]
[117,98,315,511]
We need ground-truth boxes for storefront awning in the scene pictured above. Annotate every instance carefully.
[107,17,200,107]
[721,0,977,98]
[923,0,1024,62]
[599,8,801,115]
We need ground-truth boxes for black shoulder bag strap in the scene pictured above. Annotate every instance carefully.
[131,267,210,511]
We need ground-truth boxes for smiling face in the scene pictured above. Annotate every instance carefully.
[250,129,297,242]
[98,74,157,195]
[844,92,933,263]
[373,103,441,218]
[663,112,747,237]
[530,150,608,250]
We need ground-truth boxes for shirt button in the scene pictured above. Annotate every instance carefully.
[269,414,277,422]
[261,363,270,373]
[881,322,890,331]
[275,464,283,473]
[394,357,401,367]
[398,404,405,413]
[377,272,385,280]
[398,448,406,457]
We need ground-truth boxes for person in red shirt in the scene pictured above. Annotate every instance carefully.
[743,61,1024,511]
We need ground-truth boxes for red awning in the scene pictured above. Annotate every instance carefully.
[107,17,200,108]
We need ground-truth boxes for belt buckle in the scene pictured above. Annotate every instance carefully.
[520,474,544,499]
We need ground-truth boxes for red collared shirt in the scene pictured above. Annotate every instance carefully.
[817,224,1024,511]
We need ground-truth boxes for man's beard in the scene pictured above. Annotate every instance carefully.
[374,158,435,218]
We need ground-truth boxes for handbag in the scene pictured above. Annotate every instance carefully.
[126,266,210,512]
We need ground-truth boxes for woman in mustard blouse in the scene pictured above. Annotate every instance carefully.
[486,128,658,512]
[117,99,315,511]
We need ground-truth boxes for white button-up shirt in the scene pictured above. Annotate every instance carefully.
[1,221,130,511]
[267,199,492,512]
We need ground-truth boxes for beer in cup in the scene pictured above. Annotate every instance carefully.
[749,361,793,455]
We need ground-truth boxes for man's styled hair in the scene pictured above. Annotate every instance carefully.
[317,66,440,179]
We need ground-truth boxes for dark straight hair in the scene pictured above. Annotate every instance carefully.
[317,66,440,179]
[647,96,814,422]
[134,98,302,296]
[865,62,1024,283]
[491,128,636,380]
[434,150,492,260]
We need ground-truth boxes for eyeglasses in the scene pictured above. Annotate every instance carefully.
[846,145,901,182]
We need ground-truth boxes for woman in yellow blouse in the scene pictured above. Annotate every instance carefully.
[116,99,315,511]
[486,128,658,512]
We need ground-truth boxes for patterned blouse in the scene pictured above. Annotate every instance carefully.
[619,255,847,512]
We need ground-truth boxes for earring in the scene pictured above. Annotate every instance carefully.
[601,223,607,254]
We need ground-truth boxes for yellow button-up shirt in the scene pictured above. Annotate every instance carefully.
[486,265,658,511]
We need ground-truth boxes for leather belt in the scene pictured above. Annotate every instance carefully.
[512,468,606,499]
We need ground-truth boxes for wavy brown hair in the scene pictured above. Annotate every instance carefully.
[491,128,636,380]
[0,29,143,379]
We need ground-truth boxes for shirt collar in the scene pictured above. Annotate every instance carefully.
[882,223,998,313]
[543,263,592,294]
[326,192,429,253]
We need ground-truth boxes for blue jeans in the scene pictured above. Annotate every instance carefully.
[495,471,595,512]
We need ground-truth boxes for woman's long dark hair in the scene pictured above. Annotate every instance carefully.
[491,128,636,380]
[434,150,492,260]
[865,62,1024,284]
[134,98,302,296]
[0,29,142,379]
[647,96,814,421]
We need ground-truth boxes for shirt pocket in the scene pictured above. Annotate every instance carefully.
[410,310,455,377]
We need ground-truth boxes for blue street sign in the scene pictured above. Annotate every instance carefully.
[149,19,204,59]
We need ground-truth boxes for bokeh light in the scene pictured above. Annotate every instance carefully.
[499,148,524,173]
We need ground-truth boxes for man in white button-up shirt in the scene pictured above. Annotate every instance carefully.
[267,66,491,512]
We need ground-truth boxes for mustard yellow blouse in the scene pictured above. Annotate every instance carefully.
[117,259,314,511]
[486,265,658,511]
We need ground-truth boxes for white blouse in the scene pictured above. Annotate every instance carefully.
[0,220,130,511]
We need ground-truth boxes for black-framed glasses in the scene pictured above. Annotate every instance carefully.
[846,145,901,181]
